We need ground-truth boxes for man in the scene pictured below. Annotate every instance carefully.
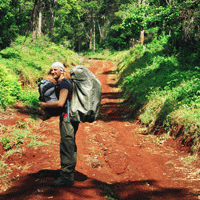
[39,62,79,187]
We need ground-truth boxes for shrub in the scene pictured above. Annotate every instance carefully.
[19,90,40,108]
[0,63,21,108]
[0,137,14,151]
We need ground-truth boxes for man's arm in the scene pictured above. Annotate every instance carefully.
[39,88,68,110]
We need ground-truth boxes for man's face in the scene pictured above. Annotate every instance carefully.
[50,67,62,79]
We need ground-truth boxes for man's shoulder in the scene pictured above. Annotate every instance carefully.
[59,78,71,84]
[59,78,72,89]
[62,78,71,83]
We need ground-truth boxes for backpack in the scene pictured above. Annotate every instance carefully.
[38,79,58,103]
[38,79,63,116]
[70,65,102,123]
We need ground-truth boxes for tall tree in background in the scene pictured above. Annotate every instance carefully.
[76,0,132,51]
[38,0,43,36]
[78,0,100,51]
[52,0,81,49]
[49,0,56,39]
[31,0,57,40]
[0,0,31,49]
[97,0,132,49]
[32,0,39,41]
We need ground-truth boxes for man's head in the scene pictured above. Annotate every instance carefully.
[50,62,65,81]
[51,62,65,72]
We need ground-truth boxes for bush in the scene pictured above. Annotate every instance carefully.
[0,137,13,151]
[0,63,21,108]
[19,90,40,108]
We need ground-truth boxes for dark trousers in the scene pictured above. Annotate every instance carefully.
[59,116,79,181]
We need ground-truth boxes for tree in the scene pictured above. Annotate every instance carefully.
[1,0,199,52]
[0,0,31,49]
[51,0,81,49]
[49,0,56,39]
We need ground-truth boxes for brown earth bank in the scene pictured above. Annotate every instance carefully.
[0,60,200,200]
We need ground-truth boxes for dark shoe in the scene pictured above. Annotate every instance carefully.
[50,177,74,187]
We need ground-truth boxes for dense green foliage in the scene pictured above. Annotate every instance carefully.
[0,63,21,108]
[0,0,199,53]
[0,0,31,49]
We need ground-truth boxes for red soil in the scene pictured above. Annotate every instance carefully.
[0,60,200,200]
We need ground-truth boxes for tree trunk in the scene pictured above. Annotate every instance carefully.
[78,37,81,52]
[98,21,102,43]
[89,26,92,50]
[93,14,95,51]
[32,0,38,42]
[38,0,42,37]
[140,30,144,45]
[49,0,55,39]
[100,18,111,44]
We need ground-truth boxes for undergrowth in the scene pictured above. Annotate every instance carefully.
[0,118,48,190]
[0,120,47,152]
[116,32,200,154]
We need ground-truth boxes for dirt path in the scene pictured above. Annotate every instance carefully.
[0,60,200,200]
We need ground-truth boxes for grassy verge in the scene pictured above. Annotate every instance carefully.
[114,33,200,154]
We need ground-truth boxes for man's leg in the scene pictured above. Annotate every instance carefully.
[60,118,79,179]
[51,117,79,187]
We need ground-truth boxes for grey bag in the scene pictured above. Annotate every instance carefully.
[70,65,102,123]
[38,79,62,116]
[39,79,58,103]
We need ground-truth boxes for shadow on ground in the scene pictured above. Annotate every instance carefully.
[0,170,194,200]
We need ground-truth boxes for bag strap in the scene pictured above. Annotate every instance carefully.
[67,99,70,122]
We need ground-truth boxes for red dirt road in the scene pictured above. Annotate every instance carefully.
[0,60,200,200]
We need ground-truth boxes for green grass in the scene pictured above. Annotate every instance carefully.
[114,32,200,154]
[0,63,21,108]
[0,124,47,154]
[0,160,10,178]
[27,140,48,149]
[5,148,24,156]
[181,155,199,164]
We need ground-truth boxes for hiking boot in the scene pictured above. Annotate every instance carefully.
[50,177,74,187]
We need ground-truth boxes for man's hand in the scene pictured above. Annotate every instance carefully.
[39,102,46,110]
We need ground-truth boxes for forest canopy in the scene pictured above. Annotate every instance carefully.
[0,0,199,52]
